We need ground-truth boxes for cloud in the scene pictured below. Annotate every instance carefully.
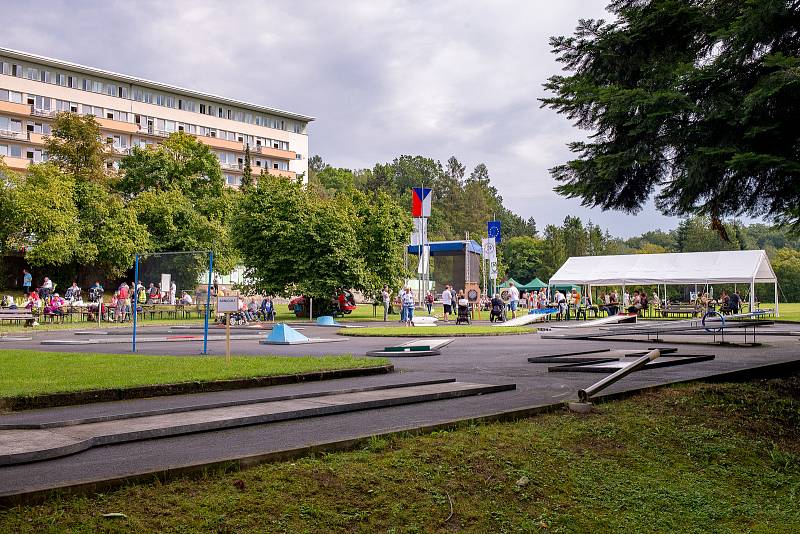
[5,0,694,236]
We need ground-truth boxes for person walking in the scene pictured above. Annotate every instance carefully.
[381,285,391,321]
[508,281,520,319]
[425,291,434,315]
[441,284,452,322]
[402,287,415,327]
[22,269,32,296]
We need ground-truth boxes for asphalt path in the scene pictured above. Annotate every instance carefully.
[1,320,799,497]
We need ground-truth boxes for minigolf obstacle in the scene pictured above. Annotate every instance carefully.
[316,315,338,326]
[260,323,311,345]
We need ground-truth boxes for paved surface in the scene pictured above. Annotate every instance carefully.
[0,320,798,498]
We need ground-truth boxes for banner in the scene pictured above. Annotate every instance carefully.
[411,187,432,218]
[482,237,498,280]
[410,218,426,246]
[416,245,430,274]
[488,220,502,243]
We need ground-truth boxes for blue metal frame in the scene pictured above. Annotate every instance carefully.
[132,253,139,352]
[203,250,214,355]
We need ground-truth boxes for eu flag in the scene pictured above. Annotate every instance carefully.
[487,220,501,243]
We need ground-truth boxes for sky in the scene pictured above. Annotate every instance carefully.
[7,0,690,237]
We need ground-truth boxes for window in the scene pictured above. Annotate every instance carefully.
[293,122,303,134]
[199,104,205,114]
[118,86,127,99]
[245,113,252,124]
[42,70,50,83]
[155,94,164,106]
[24,67,39,80]
[68,75,77,89]
[9,119,21,132]
[92,81,103,93]
[106,84,116,96]
[0,144,6,156]
[0,89,7,101]
[227,109,232,120]
[57,73,66,86]
[0,62,8,75]
[218,107,223,118]
[9,145,21,157]
[12,64,22,77]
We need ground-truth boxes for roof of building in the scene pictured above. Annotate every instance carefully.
[548,250,777,285]
[407,240,483,255]
[0,47,314,123]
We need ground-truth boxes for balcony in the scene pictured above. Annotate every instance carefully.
[31,108,57,119]
[0,101,30,117]
[27,132,46,145]
[220,161,242,172]
[251,144,296,161]
[1,156,30,171]
[266,168,296,179]
[197,135,243,151]
[95,117,138,134]
[0,129,23,141]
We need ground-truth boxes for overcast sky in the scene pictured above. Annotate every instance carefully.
[9,0,690,237]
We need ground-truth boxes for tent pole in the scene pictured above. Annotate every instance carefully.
[750,279,755,313]
[775,281,779,317]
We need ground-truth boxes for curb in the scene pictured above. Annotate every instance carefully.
[0,365,394,412]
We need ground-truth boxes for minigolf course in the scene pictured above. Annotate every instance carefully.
[260,323,346,345]
[494,308,556,327]
[0,379,515,466]
[366,338,454,357]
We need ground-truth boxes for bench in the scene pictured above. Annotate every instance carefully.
[661,305,700,318]
[0,308,36,326]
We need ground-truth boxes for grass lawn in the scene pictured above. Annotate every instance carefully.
[2,375,798,532]
[343,325,537,337]
[0,350,389,398]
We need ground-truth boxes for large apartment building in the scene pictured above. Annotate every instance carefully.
[0,48,313,186]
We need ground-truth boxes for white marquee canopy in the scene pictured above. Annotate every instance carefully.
[548,250,776,285]
[548,250,778,314]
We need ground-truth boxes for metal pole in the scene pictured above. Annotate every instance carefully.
[578,349,661,402]
[203,250,213,355]
[132,253,139,353]
[309,297,313,321]
[775,281,779,317]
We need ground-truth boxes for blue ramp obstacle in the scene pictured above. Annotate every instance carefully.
[260,323,311,345]
[316,315,339,326]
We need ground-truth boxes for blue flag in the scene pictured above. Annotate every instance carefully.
[488,220,501,243]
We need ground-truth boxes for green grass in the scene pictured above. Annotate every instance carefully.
[343,325,537,337]
[2,375,798,532]
[0,350,389,398]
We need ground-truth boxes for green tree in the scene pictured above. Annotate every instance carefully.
[772,248,800,302]
[542,0,800,234]
[241,143,254,189]
[502,236,543,283]
[119,132,236,273]
[44,112,109,183]
[233,174,410,300]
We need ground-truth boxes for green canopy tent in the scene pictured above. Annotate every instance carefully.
[497,278,521,289]
[519,277,547,291]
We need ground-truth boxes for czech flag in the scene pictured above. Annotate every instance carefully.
[411,187,432,218]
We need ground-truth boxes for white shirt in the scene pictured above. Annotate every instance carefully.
[509,286,520,302]
[441,289,452,305]
[42,279,53,289]
[382,290,390,304]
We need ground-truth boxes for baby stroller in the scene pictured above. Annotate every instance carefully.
[455,303,471,325]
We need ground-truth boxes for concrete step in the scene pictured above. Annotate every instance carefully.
[0,381,514,466]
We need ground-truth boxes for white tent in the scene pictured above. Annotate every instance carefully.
[548,250,779,315]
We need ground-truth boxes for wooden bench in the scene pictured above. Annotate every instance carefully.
[0,308,36,326]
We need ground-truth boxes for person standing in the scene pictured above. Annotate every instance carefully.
[425,291,434,315]
[402,287,415,327]
[22,269,32,296]
[381,285,391,321]
[441,285,452,322]
[508,281,520,319]
[169,280,177,305]
[40,277,53,299]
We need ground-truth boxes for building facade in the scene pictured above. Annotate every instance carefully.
[0,47,313,186]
